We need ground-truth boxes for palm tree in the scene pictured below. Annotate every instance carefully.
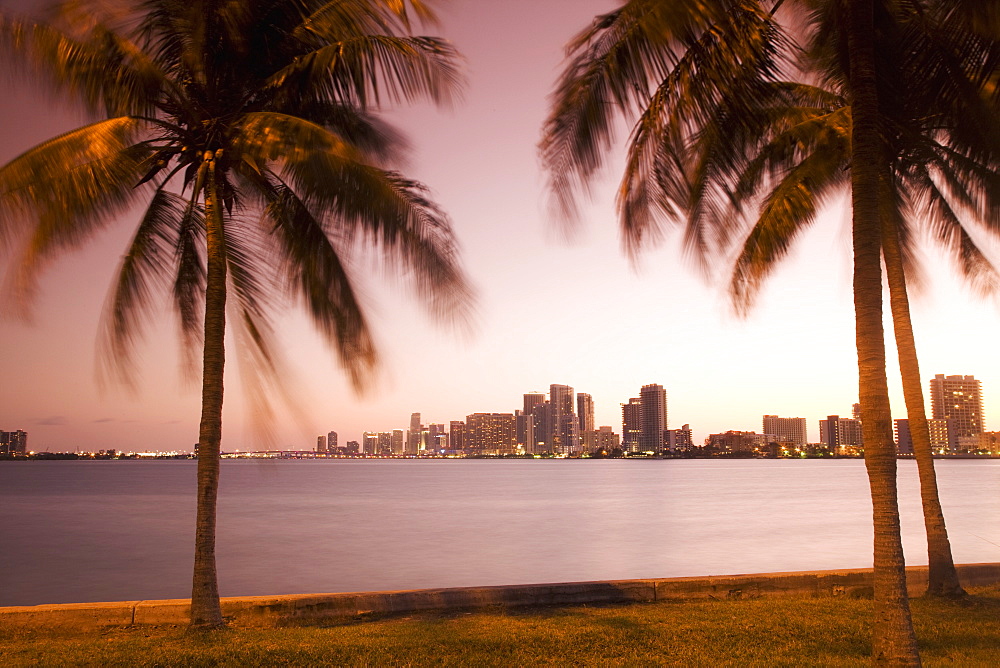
[0,0,471,628]
[542,0,998,662]
[718,0,1000,601]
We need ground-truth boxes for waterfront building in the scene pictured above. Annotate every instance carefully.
[819,415,863,454]
[316,435,327,453]
[548,384,580,455]
[0,430,27,455]
[362,432,378,455]
[327,431,338,451]
[427,423,447,452]
[577,393,595,434]
[894,418,950,454]
[667,424,694,450]
[639,383,668,453]
[521,393,546,447]
[345,440,360,455]
[449,420,466,451]
[465,413,517,454]
[407,413,422,453]
[582,425,620,452]
[526,397,549,454]
[977,431,1000,454]
[376,431,393,455]
[391,429,405,455]
[622,397,642,453]
[706,431,769,454]
[762,415,808,447]
[930,374,985,451]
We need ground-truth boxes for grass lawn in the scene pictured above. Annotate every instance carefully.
[2,586,999,666]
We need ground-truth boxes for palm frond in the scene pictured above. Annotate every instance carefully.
[729,140,850,313]
[98,188,189,385]
[268,34,461,110]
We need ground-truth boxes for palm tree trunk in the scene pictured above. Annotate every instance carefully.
[881,213,964,599]
[846,1,920,664]
[190,153,226,628]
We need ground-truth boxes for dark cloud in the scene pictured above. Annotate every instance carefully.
[34,416,68,426]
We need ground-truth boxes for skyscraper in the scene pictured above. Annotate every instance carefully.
[639,383,668,453]
[930,374,984,450]
[762,415,808,446]
[327,431,338,451]
[449,420,466,451]
[465,413,517,454]
[819,415,863,452]
[521,392,546,447]
[548,384,580,455]
[0,430,27,455]
[407,413,422,453]
[621,397,642,453]
[316,435,327,452]
[577,392,595,434]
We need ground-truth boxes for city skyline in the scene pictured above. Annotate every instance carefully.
[2,0,1000,454]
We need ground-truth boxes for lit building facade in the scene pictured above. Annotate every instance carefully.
[577,393,595,434]
[548,384,579,455]
[465,413,517,454]
[582,425,620,452]
[0,430,27,455]
[449,420,466,451]
[622,398,642,453]
[762,415,808,447]
[639,384,668,453]
[894,418,950,454]
[407,413,422,453]
[819,415,863,453]
[930,374,984,450]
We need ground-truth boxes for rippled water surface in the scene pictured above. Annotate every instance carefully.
[2,458,998,605]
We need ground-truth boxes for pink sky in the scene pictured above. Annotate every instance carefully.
[2,0,999,452]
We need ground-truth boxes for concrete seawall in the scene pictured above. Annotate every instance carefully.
[3,563,999,630]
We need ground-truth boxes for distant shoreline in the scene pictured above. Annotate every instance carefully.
[3,452,998,461]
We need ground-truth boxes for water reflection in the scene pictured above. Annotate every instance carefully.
[1,458,998,605]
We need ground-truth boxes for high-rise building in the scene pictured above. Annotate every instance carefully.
[316,435,327,452]
[819,415,863,452]
[762,415,808,446]
[345,440,360,454]
[930,374,984,450]
[327,431,338,451]
[0,430,27,455]
[362,432,378,454]
[407,413,423,453]
[465,413,517,454]
[577,393,595,434]
[894,418,950,454]
[583,426,620,452]
[427,424,447,451]
[548,384,579,455]
[622,398,642,453]
[639,383,668,453]
[391,429,405,454]
[667,424,694,450]
[449,420,466,451]
[521,393,546,447]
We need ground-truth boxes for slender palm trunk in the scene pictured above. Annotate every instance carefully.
[846,1,920,664]
[881,212,964,599]
[190,153,226,628]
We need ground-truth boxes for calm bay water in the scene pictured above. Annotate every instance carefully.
[1,458,998,606]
